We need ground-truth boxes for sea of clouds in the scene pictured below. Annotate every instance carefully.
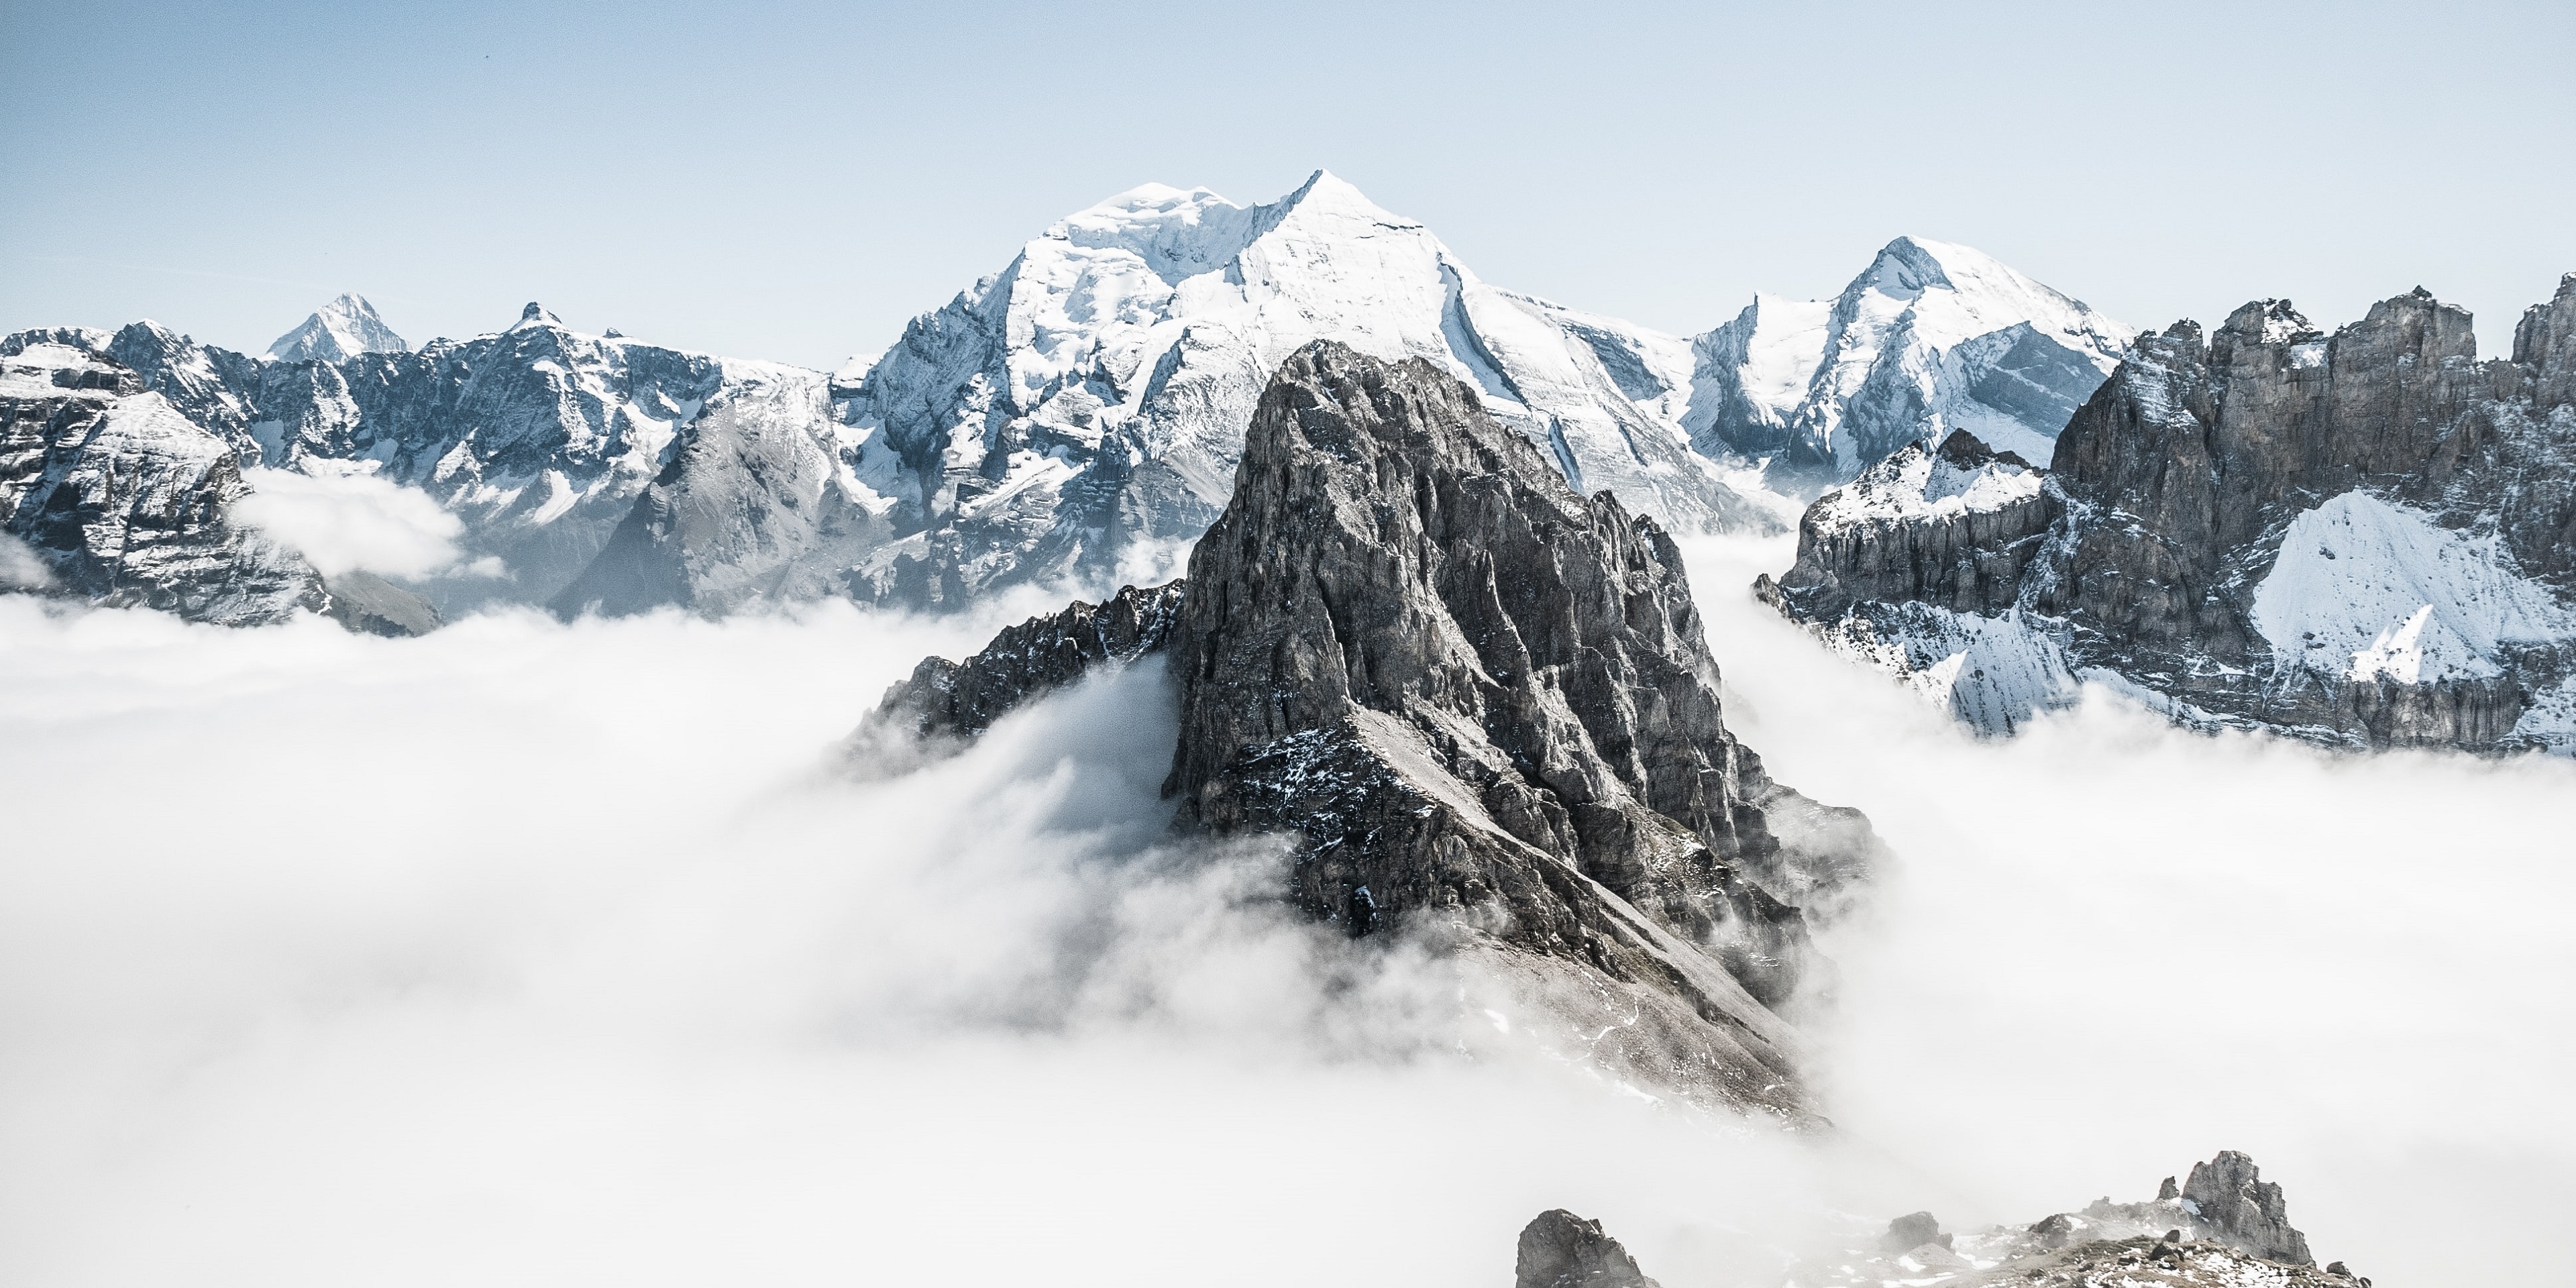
[0,535,2567,1286]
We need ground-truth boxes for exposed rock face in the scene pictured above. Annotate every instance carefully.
[865,342,1882,1110]
[2184,1150,2314,1266]
[1764,278,2576,753]
[1514,1210,1659,1288]
[875,582,1185,741]
[1,337,324,626]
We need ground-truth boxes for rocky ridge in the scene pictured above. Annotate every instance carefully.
[1760,278,2576,753]
[1524,1151,2357,1288]
[867,341,1882,1110]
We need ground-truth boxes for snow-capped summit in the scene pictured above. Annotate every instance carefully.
[1694,236,2133,488]
[789,168,1776,607]
[267,293,407,363]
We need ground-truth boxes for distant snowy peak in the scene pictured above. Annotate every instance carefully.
[267,293,407,363]
[830,168,1776,606]
[1693,237,2133,487]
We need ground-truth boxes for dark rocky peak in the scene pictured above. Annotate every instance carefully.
[2517,272,2576,411]
[2183,1149,2314,1266]
[873,582,1184,745]
[511,302,563,331]
[866,341,1882,1108]
[1514,1210,1659,1288]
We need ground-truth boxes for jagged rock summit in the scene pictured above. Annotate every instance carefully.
[267,292,407,364]
[1515,1210,1659,1288]
[1762,276,2576,753]
[868,341,1881,1109]
[1594,1150,2355,1288]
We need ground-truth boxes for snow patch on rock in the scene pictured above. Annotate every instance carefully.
[2253,491,2572,684]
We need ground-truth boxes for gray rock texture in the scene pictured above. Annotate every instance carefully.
[1514,1210,1660,1288]
[1764,278,2576,753]
[2184,1150,2314,1266]
[864,342,1882,1110]
[875,581,1185,742]
[1791,1152,2346,1288]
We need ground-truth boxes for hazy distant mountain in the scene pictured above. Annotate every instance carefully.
[267,293,407,364]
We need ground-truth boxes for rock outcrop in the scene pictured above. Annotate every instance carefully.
[1764,278,2576,753]
[1514,1210,1659,1288]
[2184,1150,2314,1267]
[1782,1152,2349,1288]
[863,342,1883,1110]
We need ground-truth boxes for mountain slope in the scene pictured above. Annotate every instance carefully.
[1692,237,2133,488]
[591,172,1784,612]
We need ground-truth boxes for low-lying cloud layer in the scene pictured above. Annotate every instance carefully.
[233,467,489,578]
[1,538,2569,1285]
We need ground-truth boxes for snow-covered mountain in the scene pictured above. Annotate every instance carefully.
[1759,278,2576,753]
[573,172,1782,612]
[268,293,407,363]
[1691,237,2134,489]
[0,331,435,633]
[0,179,2149,628]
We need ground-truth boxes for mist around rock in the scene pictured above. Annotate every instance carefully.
[0,540,2569,1285]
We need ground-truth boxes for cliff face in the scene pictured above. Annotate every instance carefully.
[869,342,1882,1111]
[1763,278,2576,753]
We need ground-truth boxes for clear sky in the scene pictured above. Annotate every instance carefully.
[4,0,2571,369]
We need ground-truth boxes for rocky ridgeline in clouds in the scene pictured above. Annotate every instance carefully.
[1519,1151,2366,1288]
[867,342,1882,1111]
[1760,276,2576,753]
[1,174,2123,630]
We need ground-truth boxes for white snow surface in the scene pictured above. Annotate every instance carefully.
[1804,438,2041,535]
[267,294,407,364]
[2252,491,2573,684]
[841,170,1764,549]
[1699,237,2133,478]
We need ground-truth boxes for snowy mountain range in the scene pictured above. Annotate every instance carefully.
[4,172,2128,625]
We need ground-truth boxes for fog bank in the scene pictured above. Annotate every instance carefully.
[1,539,2569,1285]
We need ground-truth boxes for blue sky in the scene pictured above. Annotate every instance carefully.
[4,0,2570,368]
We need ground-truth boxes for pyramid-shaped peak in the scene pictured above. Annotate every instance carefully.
[268,295,407,364]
